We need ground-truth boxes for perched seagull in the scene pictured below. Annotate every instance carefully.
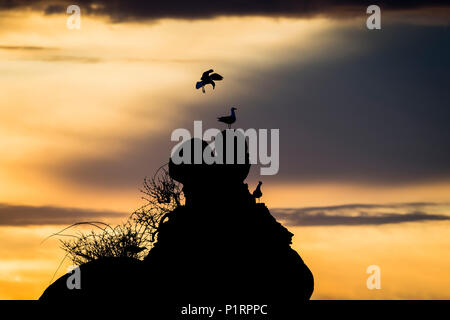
[253,181,263,203]
[217,107,237,129]
[196,69,223,93]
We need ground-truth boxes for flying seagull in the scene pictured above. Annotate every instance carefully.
[196,69,223,93]
[218,107,237,129]
[252,181,263,203]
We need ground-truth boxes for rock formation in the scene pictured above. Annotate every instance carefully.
[40,131,314,313]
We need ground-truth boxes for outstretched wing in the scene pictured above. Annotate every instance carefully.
[210,73,223,81]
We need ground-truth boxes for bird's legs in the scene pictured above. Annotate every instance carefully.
[202,86,205,94]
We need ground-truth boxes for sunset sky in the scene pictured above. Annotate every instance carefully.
[0,1,449,299]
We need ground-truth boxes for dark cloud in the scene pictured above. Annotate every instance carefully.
[0,203,126,226]
[272,202,450,226]
[274,202,438,213]
[275,211,450,226]
[43,4,65,15]
[196,23,450,185]
[1,1,449,21]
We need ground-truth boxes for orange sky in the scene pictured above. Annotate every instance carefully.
[0,9,449,299]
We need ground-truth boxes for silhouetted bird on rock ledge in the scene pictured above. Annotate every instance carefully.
[40,130,314,314]
[218,107,237,129]
[253,181,263,203]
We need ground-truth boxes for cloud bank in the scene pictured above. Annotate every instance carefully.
[1,202,448,226]
[272,202,450,226]
[0,203,126,226]
[1,1,449,21]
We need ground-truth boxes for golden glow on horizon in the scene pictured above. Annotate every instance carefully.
[293,220,450,299]
[1,220,450,299]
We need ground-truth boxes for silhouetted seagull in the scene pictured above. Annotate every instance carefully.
[217,107,237,129]
[253,181,263,203]
[196,69,223,93]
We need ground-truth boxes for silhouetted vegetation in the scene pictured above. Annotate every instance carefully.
[59,165,183,265]
[60,221,150,265]
[132,167,184,242]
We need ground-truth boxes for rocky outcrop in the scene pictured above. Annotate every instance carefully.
[40,131,314,311]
